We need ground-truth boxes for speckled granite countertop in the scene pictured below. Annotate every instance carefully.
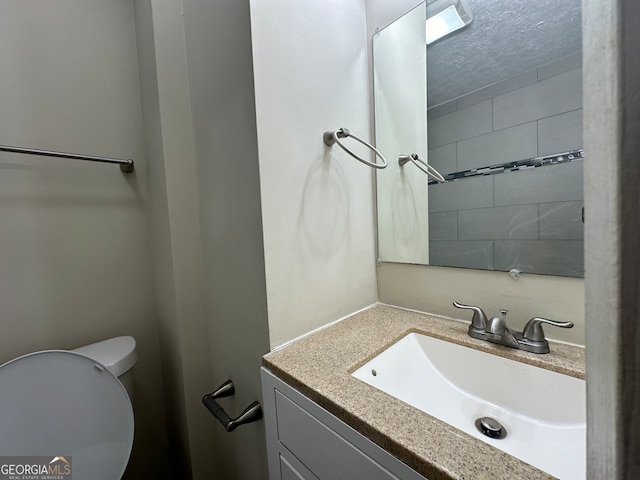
[262,304,585,480]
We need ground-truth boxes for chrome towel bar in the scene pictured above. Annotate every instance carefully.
[398,153,445,182]
[0,144,135,173]
[323,128,388,169]
[202,380,263,432]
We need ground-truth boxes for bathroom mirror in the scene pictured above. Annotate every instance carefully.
[374,0,583,278]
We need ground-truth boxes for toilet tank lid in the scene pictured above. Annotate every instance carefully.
[72,336,138,377]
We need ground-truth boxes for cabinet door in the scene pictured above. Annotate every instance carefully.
[261,368,428,480]
[280,452,318,480]
[276,390,401,479]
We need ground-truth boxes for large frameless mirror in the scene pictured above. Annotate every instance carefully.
[374,0,583,277]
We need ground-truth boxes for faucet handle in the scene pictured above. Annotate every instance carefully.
[522,317,574,342]
[453,301,488,334]
[488,309,509,336]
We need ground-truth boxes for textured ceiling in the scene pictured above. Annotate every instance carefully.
[426,0,582,107]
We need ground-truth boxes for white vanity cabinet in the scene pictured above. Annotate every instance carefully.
[261,368,428,480]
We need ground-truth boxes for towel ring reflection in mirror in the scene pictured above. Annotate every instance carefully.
[398,153,446,183]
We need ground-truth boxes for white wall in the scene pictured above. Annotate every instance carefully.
[134,0,378,475]
[250,0,378,348]
[182,0,271,478]
[133,0,218,478]
[378,263,585,345]
[0,1,170,478]
[366,0,426,34]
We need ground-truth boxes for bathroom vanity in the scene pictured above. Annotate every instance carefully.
[262,369,427,480]
[261,305,585,480]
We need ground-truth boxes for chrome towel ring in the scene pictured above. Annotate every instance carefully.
[323,128,388,169]
[398,153,445,182]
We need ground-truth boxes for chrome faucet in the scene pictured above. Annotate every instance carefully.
[486,309,520,349]
[453,301,574,354]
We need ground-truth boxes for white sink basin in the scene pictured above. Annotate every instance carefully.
[351,333,585,479]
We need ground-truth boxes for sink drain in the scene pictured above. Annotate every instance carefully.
[475,416,507,439]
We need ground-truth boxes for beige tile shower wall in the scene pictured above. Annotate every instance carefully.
[251,0,377,349]
[0,1,169,478]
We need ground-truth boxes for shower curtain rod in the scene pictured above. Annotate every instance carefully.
[0,144,135,173]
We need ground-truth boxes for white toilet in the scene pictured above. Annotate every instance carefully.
[0,336,138,480]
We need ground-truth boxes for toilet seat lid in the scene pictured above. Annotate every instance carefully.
[0,350,134,480]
